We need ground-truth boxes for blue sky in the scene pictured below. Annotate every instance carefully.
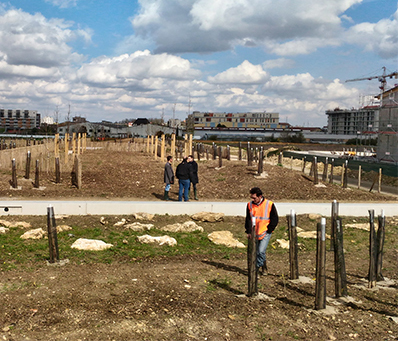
[0,0,397,126]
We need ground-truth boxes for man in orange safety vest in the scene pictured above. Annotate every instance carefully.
[245,187,279,276]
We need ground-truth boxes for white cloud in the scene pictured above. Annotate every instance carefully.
[208,61,269,84]
[45,0,78,8]
[0,9,90,70]
[345,10,398,59]
[132,0,361,54]
[77,50,201,89]
[263,58,295,70]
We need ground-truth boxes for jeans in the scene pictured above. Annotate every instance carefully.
[178,179,190,201]
[257,232,272,268]
[165,184,171,191]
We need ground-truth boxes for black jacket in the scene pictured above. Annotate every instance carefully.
[176,161,193,181]
[189,160,199,184]
[245,198,279,234]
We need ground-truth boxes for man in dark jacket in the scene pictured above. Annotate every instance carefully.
[245,187,278,275]
[187,155,199,200]
[176,157,193,202]
[164,155,174,200]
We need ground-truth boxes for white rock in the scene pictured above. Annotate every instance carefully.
[71,238,113,251]
[161,221,204,233]
[100,217,108,225]
[20,228,46,240]
[0,220,31,228]
[345,223,369,231]
[208,231,245,248]
[114,219,126,227]
[137,234,177,246]
[57,225,72,232]
[191,212,224,222]
[125,222,154,231]
[55,215,69,219]
[298,231,330,239]
[308,214,322,220]
[0,226,10,234]
[133,212,155,221]
[276,239,289,249]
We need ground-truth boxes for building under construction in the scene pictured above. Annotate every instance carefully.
[377,86,398,163]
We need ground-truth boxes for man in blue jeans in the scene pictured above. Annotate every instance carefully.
[176,157,193,202]
[245,187,279,276]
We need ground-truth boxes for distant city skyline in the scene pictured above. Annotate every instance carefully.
[0,0,396,127]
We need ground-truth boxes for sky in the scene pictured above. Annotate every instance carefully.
[0,0,397,127]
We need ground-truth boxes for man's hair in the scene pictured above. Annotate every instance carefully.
[167,155,172,161]
[188,155,194,159]
[250,187,262,197]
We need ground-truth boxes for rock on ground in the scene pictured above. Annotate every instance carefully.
[137,234,177,246]
[345,223,369,231]
[114,219,127,227]
[71,238,113,251]
[0,226,10,234]
[191,212,224,222]
[133,212,155,221]
[275,239,289,249]
[20,228,46,240]
[57,225,72,232]
[124,222,154,231]
[0,220,32,228]
[297,231,331,239]
[207,231,245,248]
[160,221,204,233]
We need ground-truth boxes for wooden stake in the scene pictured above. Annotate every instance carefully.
[358,165,361,189]
[218,146,222,168]
[334,218,347,297]
[378,168,382,193]
[154,136,158,160]
[368,210,377,288]
[247,217,258,297]
[25,151,31,179]
[287,210,299,280]
[34,160,40,188]
[47,205,59,263]
[376,211,385,281]
[171,134,176,160]
[161,134,165,161]
[315,218,326,310]
[11,158,17,188]
[55,157,60,183]
[313,157,318,185]
[329,159,334,184]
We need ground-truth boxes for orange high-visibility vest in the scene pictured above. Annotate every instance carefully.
[248,198,273,240]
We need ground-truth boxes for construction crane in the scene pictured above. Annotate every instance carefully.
[345,66,398,93]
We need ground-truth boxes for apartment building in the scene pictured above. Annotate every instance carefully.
[326,107,379,135]
[0,109,41,132]
[191,111,279,129]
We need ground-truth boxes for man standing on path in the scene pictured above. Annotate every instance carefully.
[163,155,174,201]
[176,157,193,202]
[187,155,199,200]
[245,187,279,275]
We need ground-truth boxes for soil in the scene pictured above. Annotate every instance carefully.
[1,147,396,202]
[1,147,397,340]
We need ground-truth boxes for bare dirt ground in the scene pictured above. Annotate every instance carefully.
[0,147,396,202]
[0,147,397,340]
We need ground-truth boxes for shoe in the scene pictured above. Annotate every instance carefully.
[194,189,198,200]
[164,190,169,201]
[262,262,268,275]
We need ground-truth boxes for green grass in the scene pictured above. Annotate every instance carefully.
[1,214,397,272]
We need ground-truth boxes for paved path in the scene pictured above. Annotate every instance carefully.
[0,200,396,217]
